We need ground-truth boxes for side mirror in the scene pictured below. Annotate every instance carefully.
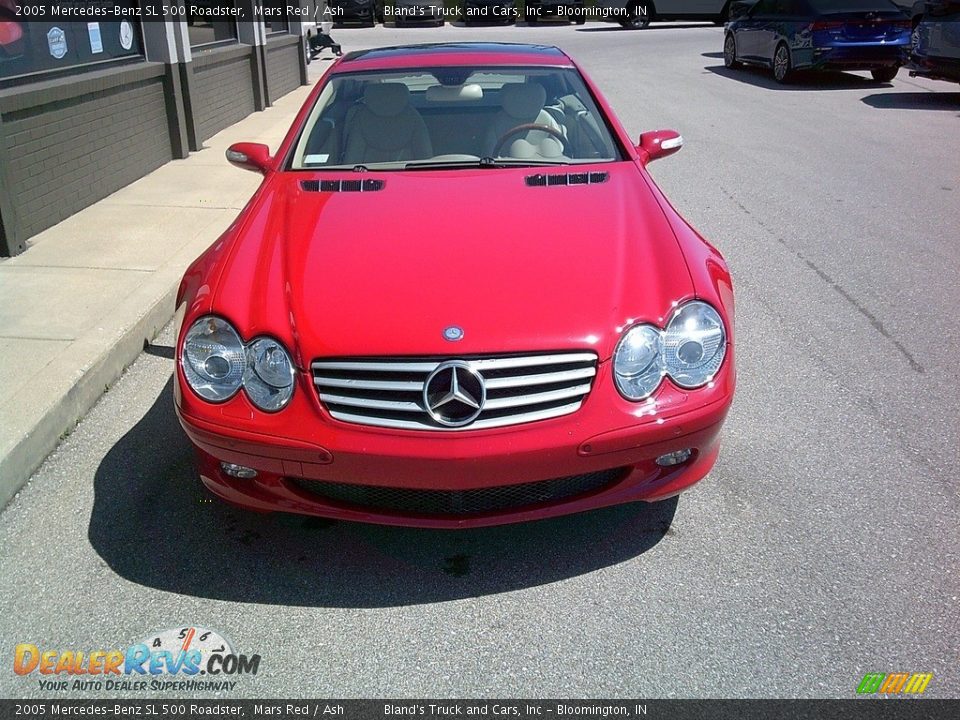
[225,142,272,174]
[637,130,683,165]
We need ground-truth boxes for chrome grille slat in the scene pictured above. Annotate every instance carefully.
[484,367,596,390]
[328,401,585,432]
[311,377,423,392]
[311,351,598,431]
[483,383,593,411]
[318,393,422,413]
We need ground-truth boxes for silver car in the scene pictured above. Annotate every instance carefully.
[595,0,731,28]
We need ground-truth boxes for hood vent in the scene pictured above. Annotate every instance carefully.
[525,172,608,188]
[301,179,385,193]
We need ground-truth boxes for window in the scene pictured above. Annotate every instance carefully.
[291,66,624,170]
[187,1,239,47]
[0,2,144,81]
[261,0,291,33]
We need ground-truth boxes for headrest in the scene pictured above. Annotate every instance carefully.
[500,83,547,120]
[363,83,410,117]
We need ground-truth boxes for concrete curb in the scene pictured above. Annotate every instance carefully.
[0,282,178,509]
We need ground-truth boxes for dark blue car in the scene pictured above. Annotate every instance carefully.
[724,0,912,83]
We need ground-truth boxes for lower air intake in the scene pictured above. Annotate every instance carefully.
[289,468,626,516]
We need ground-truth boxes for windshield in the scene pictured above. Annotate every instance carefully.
[289,66,624,171]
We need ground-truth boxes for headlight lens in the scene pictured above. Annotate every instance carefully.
[614,325,664,400]
[663,301,726,388]
[182,317,296,410]
[243,338,295,412]
[182,317,245,402]
[613,301,727,400]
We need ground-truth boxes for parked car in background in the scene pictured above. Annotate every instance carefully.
[723,0,911,83]
[176,42,736,528]
[524,0,587,24]
[330,0,383,25]
[908,0,960,83]
[596,1,732,30]
[463,0,518,23]
[393,0,446,25]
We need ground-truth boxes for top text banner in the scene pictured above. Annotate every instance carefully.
[1,1,631,24]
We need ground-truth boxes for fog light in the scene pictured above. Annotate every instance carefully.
[656,449,692,467]
[220,462,257,479]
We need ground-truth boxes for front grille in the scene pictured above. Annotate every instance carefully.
[311,352,598,431]
[289,468,625,516]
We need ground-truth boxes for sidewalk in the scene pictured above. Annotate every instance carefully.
[0,82,315,509]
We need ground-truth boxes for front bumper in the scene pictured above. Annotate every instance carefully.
[176,357,734,528]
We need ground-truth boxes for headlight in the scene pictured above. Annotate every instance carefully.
[614,325,664,400]
[613,301,727,400]
[663,301,726,388]
[182,317,296,410]
[182,317,245,402]
[243,338,295,412]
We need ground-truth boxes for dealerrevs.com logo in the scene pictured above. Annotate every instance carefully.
[13,626,260,692]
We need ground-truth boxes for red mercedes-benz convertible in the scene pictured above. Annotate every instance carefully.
[174,42,735,528]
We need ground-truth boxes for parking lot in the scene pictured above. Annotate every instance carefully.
[1,22,959,698]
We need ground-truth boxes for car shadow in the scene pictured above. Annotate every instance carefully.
[88,375,678,609]
[705,63,888,91]
[861,91,960,111]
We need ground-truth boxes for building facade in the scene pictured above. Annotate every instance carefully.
[0,1,311,256]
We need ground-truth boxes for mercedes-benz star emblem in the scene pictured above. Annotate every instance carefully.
[423,361,486,428]
[443,326,464,342]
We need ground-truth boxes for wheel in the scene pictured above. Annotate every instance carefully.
[773,42,792,84]
[723,33,740,69]
[619,1,653,29]
[871,66,899,82]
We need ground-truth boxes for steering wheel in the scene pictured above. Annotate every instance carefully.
[492,123,569,158]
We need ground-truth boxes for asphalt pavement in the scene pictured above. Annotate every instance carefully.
[1,23,959,699]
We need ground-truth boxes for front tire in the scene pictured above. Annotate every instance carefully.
[619,2,653,29]
[871,66,899,83]
[773,42,793,84]
[724,33,740,68]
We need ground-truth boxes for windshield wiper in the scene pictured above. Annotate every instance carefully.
[403,158,571,170]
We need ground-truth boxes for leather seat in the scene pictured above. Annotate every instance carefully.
[483,83,565,158]
[342,83,433,165]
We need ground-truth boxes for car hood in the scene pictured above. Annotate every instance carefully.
[211,163,694,364]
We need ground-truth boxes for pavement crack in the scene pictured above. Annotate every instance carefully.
[722,186,924,374]
[791,251,924,374]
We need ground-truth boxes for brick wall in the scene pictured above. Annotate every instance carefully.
[192,48,257,144]
[1,71,173,241]
[265,38,303,105]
